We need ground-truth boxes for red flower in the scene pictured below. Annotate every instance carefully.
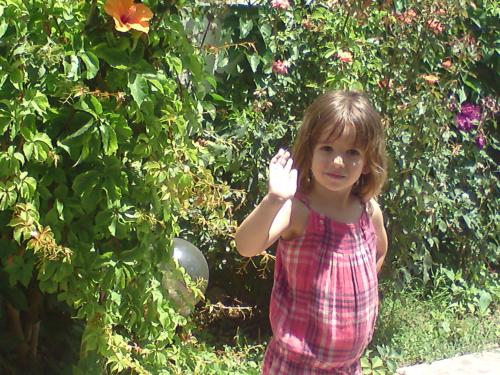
[377,79,392,90]
[104,0,154,33]
[337,50,353,63]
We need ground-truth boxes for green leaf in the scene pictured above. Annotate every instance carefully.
[99,123,118,155]
[360,357,370,367]
[9,68,23,89]
[0,182,17,210]
[75,97,99,119]
[30,91,50,115]
[19,176,36,199]
[0,21,8,39]
[5,255,35,287]
[0,112,10,136]
[33,133,52,148]
[478,290,492,313]
[79,51,100,79]
[93,43,129,69]
[55,199,64,220]
[371,356,384,368]
[64,55,80,81]
[205,75,217,88]
[23,142,34,160]
[90,96,102,115]
[166,55,183,76]
[246,53,260,73]
[73,170,100,196]
[110,114,132,142]
[259,23,272,39]
[457,87,466,103]
[324,49,337,59]
[438,220,447,232]
[108,217,117,236]
[128,73,148,107]
[239,16,253,38]
[61,118,95,142]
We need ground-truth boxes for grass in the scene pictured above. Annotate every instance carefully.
[197,280,499,374]
[363,282,499,373]
[2,280,497,374]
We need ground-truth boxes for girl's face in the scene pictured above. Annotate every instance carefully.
[310,125,368,195]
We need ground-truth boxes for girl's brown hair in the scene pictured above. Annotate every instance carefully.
[293,90,387,202]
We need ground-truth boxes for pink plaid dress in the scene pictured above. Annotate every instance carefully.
[262,193,379,374]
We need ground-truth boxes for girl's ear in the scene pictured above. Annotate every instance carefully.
[362,162,370,175]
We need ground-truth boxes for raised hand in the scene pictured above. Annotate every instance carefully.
[268,149,298,201]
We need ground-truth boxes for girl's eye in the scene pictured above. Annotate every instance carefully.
[347,149,361,156]
[320,145,333,152]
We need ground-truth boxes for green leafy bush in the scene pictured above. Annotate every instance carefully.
[206,0,499,300]
[0,0,238,372]
[0,0,498,373]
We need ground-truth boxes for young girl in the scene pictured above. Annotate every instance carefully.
[235,90,388,374]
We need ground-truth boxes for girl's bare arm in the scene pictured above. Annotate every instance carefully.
[235,149,297,257]
[370,199,388,273]
[235,194,292,257]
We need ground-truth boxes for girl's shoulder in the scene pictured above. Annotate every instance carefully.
[280,196,310,241]
[366,198,382,218]
[367,198,384,228]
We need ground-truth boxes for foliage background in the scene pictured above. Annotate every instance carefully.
[0,0,498,373]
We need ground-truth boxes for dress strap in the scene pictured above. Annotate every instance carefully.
[294,191,311,208]
[363,199,374,218]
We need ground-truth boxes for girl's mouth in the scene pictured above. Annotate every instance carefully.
[326,173,345,179]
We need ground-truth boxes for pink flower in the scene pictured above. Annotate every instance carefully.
[272,60,288,75]
[441,58,452,69]
[421,74,439,84]
[337,50,353,63]
[271,0,290,10]
[427,19,444,34]
[396,9,417,24]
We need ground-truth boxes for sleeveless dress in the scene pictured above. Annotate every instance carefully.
[262,193,379,375]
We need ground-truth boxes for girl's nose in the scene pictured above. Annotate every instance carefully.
[332,154,344,167]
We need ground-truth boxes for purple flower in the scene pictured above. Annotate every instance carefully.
[455,113,473,131]
[455,102,481,132]
[476,134,486,149]
[272,60,289,75]
[460,103,481,122]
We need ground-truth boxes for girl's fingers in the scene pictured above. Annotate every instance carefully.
[270,149,284,164]
[271,149,290,166]
[284,157,293,172]
[279,151,290,166]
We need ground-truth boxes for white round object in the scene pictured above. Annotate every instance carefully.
[172,238,209,292]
